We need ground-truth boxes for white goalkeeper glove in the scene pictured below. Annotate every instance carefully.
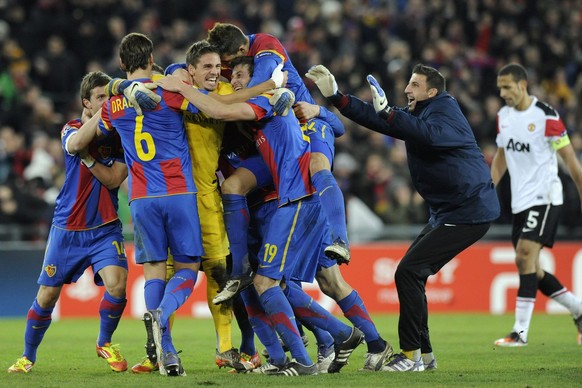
[269,88,295,116]
[106,78,161,116]
[270,62,286,88]
[366,75,392,118]
[305,65,338,97]
[123,81,161,116]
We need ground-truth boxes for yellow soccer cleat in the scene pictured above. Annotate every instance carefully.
[131,356,159,374]
[8,356,34,373]
[96,343,128,372]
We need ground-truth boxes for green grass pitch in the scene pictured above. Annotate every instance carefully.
[1,313,581,387]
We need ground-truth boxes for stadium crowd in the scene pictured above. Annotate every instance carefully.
[1,0,582,241]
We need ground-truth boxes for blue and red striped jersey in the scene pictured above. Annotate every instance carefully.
[52,118,124,230]
[99,78,201,201]
[245,94,315,205]
[246,33,315,105]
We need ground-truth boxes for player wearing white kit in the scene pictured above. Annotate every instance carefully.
[491,63,582,346]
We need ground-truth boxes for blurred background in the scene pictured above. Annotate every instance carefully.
[1,0,582,244]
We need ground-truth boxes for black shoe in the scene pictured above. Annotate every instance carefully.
[162,351,186,376]
[213,270,254,305]
[328,327,365,373]
[274,360,318,376]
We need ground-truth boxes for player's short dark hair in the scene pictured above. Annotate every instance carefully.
[119,32,153,73]
[152,63,164,74]
[412,64,446,93]
[80,71,111,104]
[185,40,220,67]
[229,56,254,77]
[207,23,247,56]
[498,63,528,82]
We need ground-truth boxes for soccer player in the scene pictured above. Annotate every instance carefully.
[306,63,500,371]
[99,32,206,377]
[8,71,129,374]
[207,22,351,264]
[491,63,582,347]
[156,58,364,376]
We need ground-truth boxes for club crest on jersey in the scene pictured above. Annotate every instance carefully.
[528,123,535,132]
[45,264,57,277]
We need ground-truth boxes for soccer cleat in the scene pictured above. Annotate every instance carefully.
[274,360,318,376]
[8,357,34,373]
[131,356,159,374]
[422,354,438,371]
[161,351,186,376]
[324,238,351,265]
[142,311,158,366]
[573,315,582,345]
[360,340,394,371]
[216,348,249,371]
[316,344,335,374]
[241,352,262,369]
[381,353,424,372]
[261,334,309,359]
[328,327,365,373]
[212,271,254,305]
[494,332,528,347]
[96,343,128,372]
[252,361,284,374]
[145,309,166,375]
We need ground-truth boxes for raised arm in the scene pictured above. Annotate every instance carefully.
[66,108,103,154]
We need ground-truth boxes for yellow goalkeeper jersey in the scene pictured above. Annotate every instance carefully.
[182,81,234,194]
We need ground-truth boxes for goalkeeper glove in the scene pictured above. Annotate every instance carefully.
[305,65,338,97]
[106,79,161,116]
[270,62,286,88]
[366,75,392,119]
[269,88,295,116]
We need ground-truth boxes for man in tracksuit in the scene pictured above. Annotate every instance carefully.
[305,63,500,371]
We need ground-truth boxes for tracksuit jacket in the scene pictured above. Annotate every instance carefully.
[330,91,500,226]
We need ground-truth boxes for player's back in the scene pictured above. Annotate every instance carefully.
[100,80,196,201]
[248,33,315,105]
[249,94,315,205]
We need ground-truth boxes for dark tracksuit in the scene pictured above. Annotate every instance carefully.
[329,91,500,352]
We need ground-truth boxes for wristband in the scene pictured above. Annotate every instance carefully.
[81,155,96,169]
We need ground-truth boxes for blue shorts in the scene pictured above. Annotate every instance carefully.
[39,221,127,287]
[305,121,335,165]
[256,195,325,281]
[239,154,273,189]
[131,194,204,264]
[248,199,277,269]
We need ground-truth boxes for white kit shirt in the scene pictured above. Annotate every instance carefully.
[496,96,571,214]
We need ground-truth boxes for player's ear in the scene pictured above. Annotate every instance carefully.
[238,45,246,55]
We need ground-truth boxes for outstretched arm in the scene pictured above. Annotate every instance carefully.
[156,75,258,121]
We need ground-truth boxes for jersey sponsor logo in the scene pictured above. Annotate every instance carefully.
[522,228,534,233]
[44,264,57,277]
[506,138,530,153]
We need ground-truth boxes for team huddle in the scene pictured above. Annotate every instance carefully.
[8,21,582,377]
